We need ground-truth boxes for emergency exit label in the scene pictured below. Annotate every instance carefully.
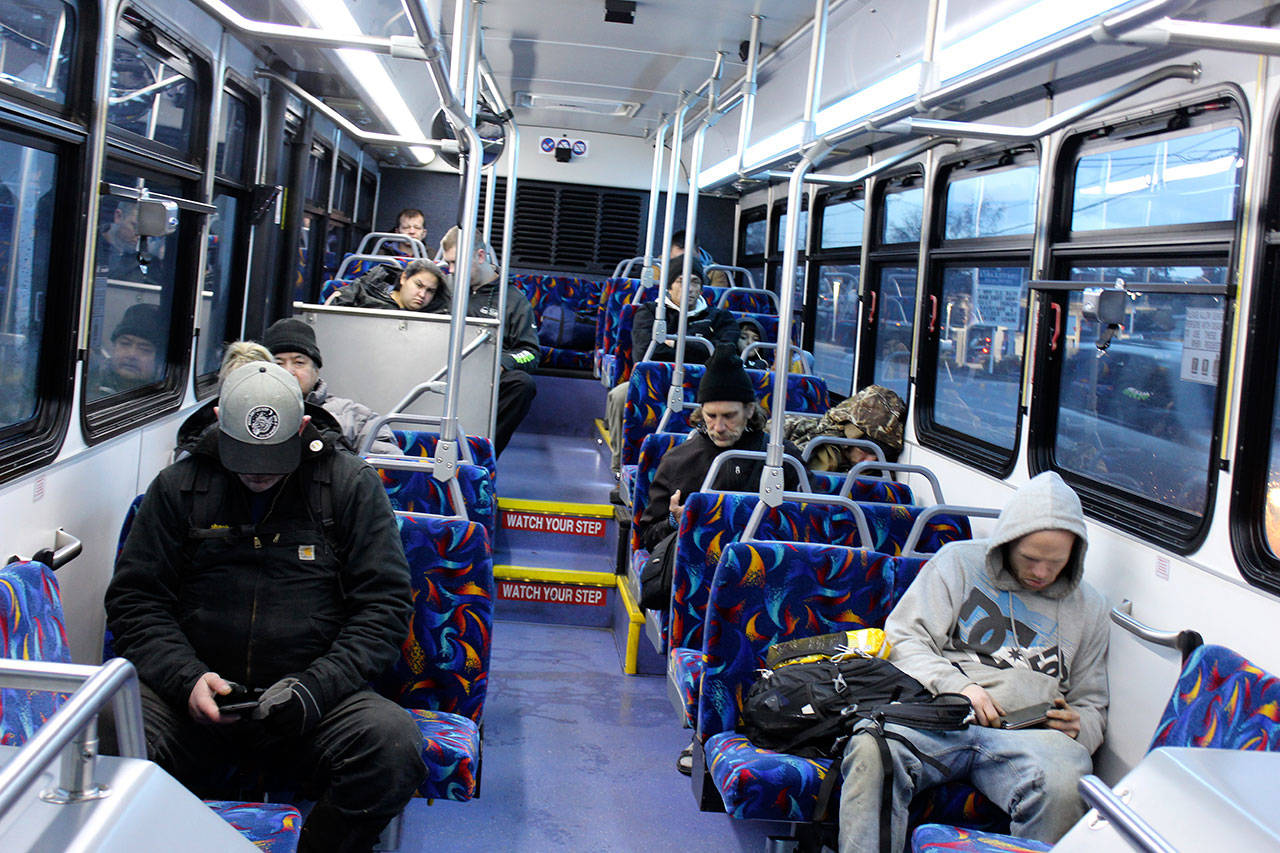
[503,510,605,537]
[499,581,606,606]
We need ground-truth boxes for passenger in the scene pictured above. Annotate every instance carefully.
[667,229,731,289]
[217,340,273,386]
[440,226,539,456]
[88,303,164,397]
[106,362,425,853]
[380,207,427,256]
[785,384,906,472]
[97,200,148,282]
[737,316,809,373]
[264,317,400,456]
[605,264,739,472]
[837,471,1109,853]
[329,258,449,313]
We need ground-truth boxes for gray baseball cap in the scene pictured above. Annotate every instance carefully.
[217,362,305,474]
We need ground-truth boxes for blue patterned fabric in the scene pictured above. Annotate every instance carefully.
[728,311,802,346]
[381,515,493,726]
[719,290,776,313]
[705,731,836,821]
[669,646,703,727]
[596,277,641,357]
[607,302,643,387]
[910,824,1050,853]
[1149,644,1280,751]
[409,708,482,801]
[859,503,972,556]
[513,273,603,372]
[378,460,496,541]
[203,801,303,853]
[540,346,594,370]
[0,561,71,746]
[810,471,915,503]
[318,278,345,303]
[620,361,830,467]
[339,256,383,280]
[392,429,497,487]
[628,432,689,550]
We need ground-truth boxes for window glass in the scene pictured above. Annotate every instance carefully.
[776,208,808,252]
[306,144,330,206]
[743,216,767,256]
[0,0,74,105]
[945,165,1039,239]
[215,92,248,180]
[358,171,376,225]
[1071,126,1243,231]
[873,265,917,399]
[0,139,57,429]
[1057,264,1226,514]
[814,263,860,397]
[108,33,198,156]
[294,211,314,303]
[196,192,237,379]
[821,196,864,248]
[335,160,356,215]
[323,220,345,282]
[86,168,187,402]
[1263,370,1280,557]
[882,185,923,244]
[933,265,1029,449]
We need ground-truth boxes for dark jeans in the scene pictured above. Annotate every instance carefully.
[140,682,425,853]
[495,368,537,456]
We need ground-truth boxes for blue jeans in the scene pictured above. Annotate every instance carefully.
[837,721,1093,853]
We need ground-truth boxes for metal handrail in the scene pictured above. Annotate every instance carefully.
[0,658,146,821]
[802,436,884,464]
[716,286,779,311]
[335,252,401,281]
[1111,600,1204,659]
[386,330,494,416]
[699,449,812,494]
[844,461,945,504]
[901,505,1001,557]
[741,341,813,366]
[363,458,469,521]
[357,413,476,464]
[33,529,82,571]
[614,256,646,279]
[740,490,873,547]
[366,234,429,259]
[1078,774,1179,853]
[644,334,714,364]
[704,264,757,289]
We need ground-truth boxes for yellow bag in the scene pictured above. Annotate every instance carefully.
[765,628,890,669]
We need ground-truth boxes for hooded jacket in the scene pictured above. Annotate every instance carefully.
[330,263,450,314]
[886,471,1110,753]
[107,417,412,718]
[631,296,739,365]
[466,278,541,372]
[307,378,399,456]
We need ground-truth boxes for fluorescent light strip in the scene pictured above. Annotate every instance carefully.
[698,0,1133,188]
[295,0,434,165]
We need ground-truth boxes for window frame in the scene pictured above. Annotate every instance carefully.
[736,203,767,284]
[0,0,91,119]
[809,184,868,398]
[914,144,1041,477]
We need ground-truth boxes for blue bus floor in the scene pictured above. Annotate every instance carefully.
[499,431,615,504]
[394,620,775,852]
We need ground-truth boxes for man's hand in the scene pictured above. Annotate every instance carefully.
[669,489,684,522]
[961,684,1005,727]
[252,676,322,737]
[1045,697,1081,739]
[188,672,236,725]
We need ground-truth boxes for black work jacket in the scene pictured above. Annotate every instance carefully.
[105,422,412,712]
[467,279,541,371]
[637,428,803,551]
[631,299,739,365]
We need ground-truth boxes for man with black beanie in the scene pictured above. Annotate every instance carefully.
[88,303,165,399]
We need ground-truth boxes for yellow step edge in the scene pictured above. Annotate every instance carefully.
[493,565,616,586]
[496,497,614,518]
[594,417,611,446]
[615,575,644,675]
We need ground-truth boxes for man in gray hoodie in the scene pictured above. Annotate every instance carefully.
[838,471,1110,853]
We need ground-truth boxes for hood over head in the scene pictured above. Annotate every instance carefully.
[986,471,1089,599]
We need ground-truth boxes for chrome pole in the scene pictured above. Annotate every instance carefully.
[640,116,670,291]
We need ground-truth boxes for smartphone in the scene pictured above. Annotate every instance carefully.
[215,684,263,714]
[998,702,1053,730]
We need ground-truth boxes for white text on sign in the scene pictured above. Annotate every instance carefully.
[502,511,605,537]
[498,581,606,606]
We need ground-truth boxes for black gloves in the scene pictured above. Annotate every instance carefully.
[251,674,324,736]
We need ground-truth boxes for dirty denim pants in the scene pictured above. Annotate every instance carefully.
[837,721,1093,853]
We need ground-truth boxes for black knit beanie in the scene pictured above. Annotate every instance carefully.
[112,303,164,349]
[697,346,755,404]
[667,258,704,289]
[263,317,323,367]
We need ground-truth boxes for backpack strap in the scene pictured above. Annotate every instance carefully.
[302,450,341,553]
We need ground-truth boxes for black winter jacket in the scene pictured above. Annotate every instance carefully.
[106,420,412,715]
[330,263,450,314]
[631,298,739,365]
[467,278,541,372]
[637,428,804,551]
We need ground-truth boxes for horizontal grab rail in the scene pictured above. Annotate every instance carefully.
[901,505,1001,557]
[844,461,945,505]
[740,490,872,548]
[802,436,884,464]
[1078,774,1178,853]
[1111,600,1203,659]
[33,528,82,571]
[358,412,476,462]
[699,449,812,494]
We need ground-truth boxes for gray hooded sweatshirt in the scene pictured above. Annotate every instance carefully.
[886,471,1110,753]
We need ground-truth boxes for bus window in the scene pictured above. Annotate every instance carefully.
[813,263,860,395]
[195,192,238,379]
[0,138,58,431]
[108,19,200,158]
[860,172,923,400]
[945,165,1038,239]
[215,91,249,182]
[882,184,923,243]
[872,265,917,401]
[0,0,74,106]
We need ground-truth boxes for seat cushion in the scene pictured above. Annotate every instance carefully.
[669,646,703,727]
[911,824,1050,853]
[203,800,302,853]
[704,731,834,821]
[540,346,593,371]
[409,708,482,801]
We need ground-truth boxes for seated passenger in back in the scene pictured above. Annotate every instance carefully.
[106,362,426,853]
[785,384,906,472]
[264,318,400,456]
[660,229,731,289]
[330,258,449,314]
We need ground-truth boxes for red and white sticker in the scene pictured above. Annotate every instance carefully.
[502,511,605,537]
[498,581,606,606]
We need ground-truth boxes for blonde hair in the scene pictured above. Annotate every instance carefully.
[218,341,273,387]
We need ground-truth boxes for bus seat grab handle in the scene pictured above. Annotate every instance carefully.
[1078,775,1178,853]
[32,529,82,571]
[1110,600,1203,660]
[1049,302,1063,352]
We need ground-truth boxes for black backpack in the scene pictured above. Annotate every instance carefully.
[741,653,971,833]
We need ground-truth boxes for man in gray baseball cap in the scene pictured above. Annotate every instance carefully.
[107,361,425,851]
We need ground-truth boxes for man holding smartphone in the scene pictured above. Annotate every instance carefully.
[838,471,1110,853]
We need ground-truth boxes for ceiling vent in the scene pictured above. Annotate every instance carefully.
[515,91,640,118]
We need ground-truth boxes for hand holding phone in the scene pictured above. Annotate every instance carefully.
[998,702,1053,730]
[215,682,264,714]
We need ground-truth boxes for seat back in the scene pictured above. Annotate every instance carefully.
[378,461,497,542]
[378,514,494,724]
[1149,644,1280,751]
[697,542,895,740]
[0,561,71,745]
[810,471,915,504]
[393,429,497,487]
[718,289,776,313]
[597,277,641,356]
[860,503,971,556]
[630,432,690,552]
